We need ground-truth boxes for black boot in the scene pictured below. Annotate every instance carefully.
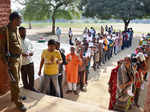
[17,104,27,112]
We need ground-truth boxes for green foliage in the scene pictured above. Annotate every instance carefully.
[23,0,49,21]
[21,0,81,33]
[22,0,81,21]
[83,0,150,30]
[84,0,145,21]
[143,0,150,17]
[55,9,72,20]
[78,0,88,11]
[55,8,80,20]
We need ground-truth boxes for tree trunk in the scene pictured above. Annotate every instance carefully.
[123,19,130,32]
[52,14,55,35]
[29,21,32,29]
[124,22,129,31]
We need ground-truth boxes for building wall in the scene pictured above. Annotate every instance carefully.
[0,0,11,27]
[0,0,10,95]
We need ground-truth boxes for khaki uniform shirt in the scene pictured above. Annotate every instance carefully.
[0,24,22,63]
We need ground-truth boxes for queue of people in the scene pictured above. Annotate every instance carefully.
[30,25,135,97]
[0,11,136,112]
[108,33,150,112]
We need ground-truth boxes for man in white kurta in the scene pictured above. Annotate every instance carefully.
[19,27,35,91]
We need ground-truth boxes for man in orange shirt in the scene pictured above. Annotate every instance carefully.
[65,47,82,95]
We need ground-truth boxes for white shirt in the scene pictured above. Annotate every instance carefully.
[56,28,61,35]
[83,33,88,38]
[87,35,93,42]
[90,29,94,34]
[21,39,34,65]
[85,48,91,57]
[68,30,73,36]
[99,39,104,43]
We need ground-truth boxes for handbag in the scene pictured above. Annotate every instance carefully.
[34,75,44,91]
[114,100,128,112]
[114,66,133,111]
[114,93,130,112]
[113,86,131,111]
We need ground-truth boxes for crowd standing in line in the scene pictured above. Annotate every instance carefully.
[37,25,134,97]
[108,33,150,112]
[19,23,134,97]
[0,11,137,112]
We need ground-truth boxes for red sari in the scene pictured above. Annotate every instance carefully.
[108,66,119,110]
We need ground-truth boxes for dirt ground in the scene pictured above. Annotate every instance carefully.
[25,26,146,112]
[0,25,147,112]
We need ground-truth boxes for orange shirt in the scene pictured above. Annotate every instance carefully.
[104,38,108,51]
[65,53,82,83]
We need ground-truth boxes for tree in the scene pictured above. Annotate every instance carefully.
[143,0,150,17]
[78,0,88,11]
[19,0,80,34]
[84,0,147,31]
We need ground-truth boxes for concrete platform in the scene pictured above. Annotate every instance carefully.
[0,89,112,112]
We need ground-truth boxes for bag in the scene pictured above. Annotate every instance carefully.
[34,75,44,91]
[114,65,133,111]
[114,100,128,112]
[114,91,130,111]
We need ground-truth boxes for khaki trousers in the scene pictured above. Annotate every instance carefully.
[9,57,23,107]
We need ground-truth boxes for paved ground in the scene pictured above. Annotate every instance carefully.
[0,89,110,112]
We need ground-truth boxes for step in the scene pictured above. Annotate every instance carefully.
[0,88,113,112]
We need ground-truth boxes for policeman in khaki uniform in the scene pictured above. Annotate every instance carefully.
[0,12,27,112]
